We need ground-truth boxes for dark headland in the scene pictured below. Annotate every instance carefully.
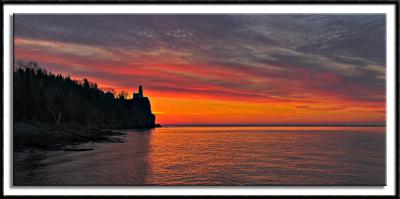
[13,61,161,151]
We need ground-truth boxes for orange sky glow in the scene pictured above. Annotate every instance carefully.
[14,15,386,125]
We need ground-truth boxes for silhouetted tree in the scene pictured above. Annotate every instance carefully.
[13,61,155,129]
[118,91,129,100]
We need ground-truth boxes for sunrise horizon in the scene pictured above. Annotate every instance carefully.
[13,61,386,126]
[14,14,386,126]
[10,7,390,189]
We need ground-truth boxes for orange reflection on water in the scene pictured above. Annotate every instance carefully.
[146,126,385,185]
[13,126,385,185]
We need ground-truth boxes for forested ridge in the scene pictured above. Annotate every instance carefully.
[14,61,156,129]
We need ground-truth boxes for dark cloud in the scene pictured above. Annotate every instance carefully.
[14,14,386,105]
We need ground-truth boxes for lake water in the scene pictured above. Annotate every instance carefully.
[13,126,386,186]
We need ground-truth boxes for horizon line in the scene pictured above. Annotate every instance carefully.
[161,123,386,127]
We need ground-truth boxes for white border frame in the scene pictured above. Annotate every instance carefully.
[3,4,397,196]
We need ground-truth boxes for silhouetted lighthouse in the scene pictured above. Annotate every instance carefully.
[133,85,144,99]
[139,85,143,97]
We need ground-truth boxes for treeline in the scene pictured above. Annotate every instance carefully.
[14,61,155,129]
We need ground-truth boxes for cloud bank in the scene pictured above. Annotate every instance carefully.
[14,14,386,124]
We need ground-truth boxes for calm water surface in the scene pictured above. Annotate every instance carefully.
[14,126,385,185]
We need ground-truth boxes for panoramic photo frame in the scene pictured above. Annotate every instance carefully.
[2,1,399,197]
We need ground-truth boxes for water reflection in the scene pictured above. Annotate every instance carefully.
[13,126,385,186]
[14,129,153,185]
[13,150,48,185]
[146,126,385,185]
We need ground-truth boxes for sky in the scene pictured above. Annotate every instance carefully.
[14,14,386,125]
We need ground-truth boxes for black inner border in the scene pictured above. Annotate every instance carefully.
[1,0,399,198]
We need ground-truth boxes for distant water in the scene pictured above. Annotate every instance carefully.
[13,126,385,186]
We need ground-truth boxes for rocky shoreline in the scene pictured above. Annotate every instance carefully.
[14,122,127,151]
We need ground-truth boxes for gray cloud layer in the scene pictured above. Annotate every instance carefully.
[14,14,386,104]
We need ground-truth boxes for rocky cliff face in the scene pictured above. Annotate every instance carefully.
[129,97,156,128]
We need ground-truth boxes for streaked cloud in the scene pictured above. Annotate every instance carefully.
[14,14,386,124]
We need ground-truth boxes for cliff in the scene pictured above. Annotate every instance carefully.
[13,62,157,129]
[128,97,156,128]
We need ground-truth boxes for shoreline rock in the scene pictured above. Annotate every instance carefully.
[13,122,127,151]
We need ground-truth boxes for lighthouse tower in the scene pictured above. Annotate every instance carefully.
[133,85,144,99]
[138,85,143,97]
